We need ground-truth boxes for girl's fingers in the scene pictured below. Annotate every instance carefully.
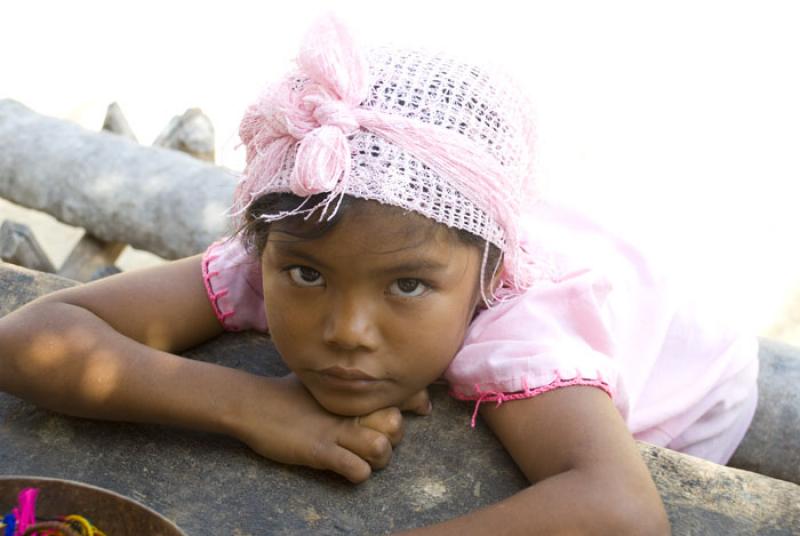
[357,407,404,446]
[318,390,433,482]
[337,424,394,469]
[399,388,432,416]
[311,441,372,484]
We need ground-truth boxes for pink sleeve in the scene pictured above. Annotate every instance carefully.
[444,268,626,425]
[201,238,268,333]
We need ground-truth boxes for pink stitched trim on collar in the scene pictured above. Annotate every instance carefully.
[450,374,613,428]
[201,241,240,331]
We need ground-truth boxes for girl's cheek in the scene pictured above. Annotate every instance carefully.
[263,291,296,341]
[264,289,322,358]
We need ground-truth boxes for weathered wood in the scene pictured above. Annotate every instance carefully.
[102,102,138,141]
[153,108,215,163]
[57,235,126,282]
[0,99,235,260]
[54,100,136,282]
[1,262,798,534]
[0,220,56,273]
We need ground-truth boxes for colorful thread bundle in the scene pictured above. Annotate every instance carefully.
[1,488,106,536]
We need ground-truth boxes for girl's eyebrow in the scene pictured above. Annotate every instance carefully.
[270,241,450,275]
[269,243,332,271]
[372,259,450,276]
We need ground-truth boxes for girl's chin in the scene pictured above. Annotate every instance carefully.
[311,389,403,417]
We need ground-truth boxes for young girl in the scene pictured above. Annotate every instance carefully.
[0,16,759,535]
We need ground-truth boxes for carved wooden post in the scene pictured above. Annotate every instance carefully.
[153,108,215,163]
[0,220,56,273]
[102,102,138,142]
[58,235,126,281]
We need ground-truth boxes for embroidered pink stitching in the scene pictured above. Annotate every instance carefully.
[209,288,229,300]
[202,242,239,330]
[451,372,613,427]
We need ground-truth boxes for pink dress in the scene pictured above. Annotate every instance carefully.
[202,201,759,464]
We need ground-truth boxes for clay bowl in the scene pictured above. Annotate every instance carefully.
[0,476,185,535]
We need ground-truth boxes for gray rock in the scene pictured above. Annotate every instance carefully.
[730,338,800,484]
[1,262,799,534]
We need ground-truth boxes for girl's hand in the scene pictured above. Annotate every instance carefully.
[230,374,430,484]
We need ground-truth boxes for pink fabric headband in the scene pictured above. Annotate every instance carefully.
[233,15,540,299]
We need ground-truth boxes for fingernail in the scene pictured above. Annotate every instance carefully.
[423,400,433,415]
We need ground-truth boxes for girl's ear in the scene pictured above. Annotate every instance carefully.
[490,258,504,293]
[487,254,504,296]
[474,254,504,310]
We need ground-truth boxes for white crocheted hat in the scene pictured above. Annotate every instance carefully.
[234,16,539,298]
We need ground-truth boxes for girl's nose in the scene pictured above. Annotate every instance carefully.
[322,294,379,351]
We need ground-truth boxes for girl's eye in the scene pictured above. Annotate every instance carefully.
[287,266,324,287]
[389,278,429,297]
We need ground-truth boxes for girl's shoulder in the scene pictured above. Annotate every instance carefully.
[519,199,675,288]
[202,238,268,333]
[449,200,758,457]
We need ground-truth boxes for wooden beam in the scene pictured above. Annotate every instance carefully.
[0,99,234,260]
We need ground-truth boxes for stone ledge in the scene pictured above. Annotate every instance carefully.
[1,262,798,534]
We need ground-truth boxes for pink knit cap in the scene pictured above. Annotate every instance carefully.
[233,15,540,300]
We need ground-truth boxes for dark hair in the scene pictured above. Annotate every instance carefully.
[239,193,502,294]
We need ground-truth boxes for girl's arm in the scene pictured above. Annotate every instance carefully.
[0,256,414,483]
[397,386,670,535]
[0,255,229,425]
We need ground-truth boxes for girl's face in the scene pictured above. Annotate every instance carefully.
[260,204,482,416]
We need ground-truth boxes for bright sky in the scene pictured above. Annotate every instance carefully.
[2,0,799,333]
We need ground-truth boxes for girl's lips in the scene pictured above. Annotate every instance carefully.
[319,366,378,381]
[314,367,384,392]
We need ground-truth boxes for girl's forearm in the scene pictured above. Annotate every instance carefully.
[0,301,246,436]
[395,467,669,536]
[0,300,415,484]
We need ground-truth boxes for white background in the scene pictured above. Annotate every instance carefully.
[2,0,799,339]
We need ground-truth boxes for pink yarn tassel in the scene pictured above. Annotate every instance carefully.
[290,125,351,196]
[297,13,369,104]
[233,14,368,216]
[16,487,39,535]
